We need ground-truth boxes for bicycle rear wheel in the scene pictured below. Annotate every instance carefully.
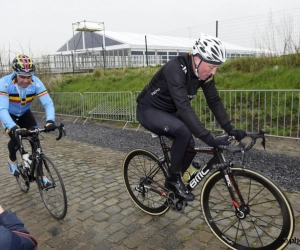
[123,149,169,215]
[16,164,30,193]
[36,155,67,220]
[201,167,294,250]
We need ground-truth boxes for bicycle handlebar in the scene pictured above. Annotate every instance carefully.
[212,129,266,170]
[218,129,266,153]
[244,129,266,151]
[15,123,66,141]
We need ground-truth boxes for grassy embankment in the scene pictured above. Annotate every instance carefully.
[44,54,300,92]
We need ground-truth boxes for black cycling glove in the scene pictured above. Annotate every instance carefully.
[44,120,56,132]
[228,129,247,142]
[222,122,247,142]
[7,126,29,137]
[8,125,19,135]
[200,133,230,147]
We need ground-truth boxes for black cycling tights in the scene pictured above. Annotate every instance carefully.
[8,109,37,162]
[137,106,196,174]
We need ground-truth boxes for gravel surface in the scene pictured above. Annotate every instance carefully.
[36,116,300,191]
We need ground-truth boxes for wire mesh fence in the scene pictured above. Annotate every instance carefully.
[158,8,300,56]
[31,90,300,139]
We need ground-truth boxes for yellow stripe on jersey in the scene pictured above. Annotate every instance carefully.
[38,90,48,97]
[9,95,35,103]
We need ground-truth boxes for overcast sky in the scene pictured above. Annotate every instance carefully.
[1,0,299,57]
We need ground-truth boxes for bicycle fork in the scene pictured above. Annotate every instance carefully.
[220,168,249,219]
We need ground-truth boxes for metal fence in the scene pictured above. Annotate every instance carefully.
[82,92,134,126]
[31,92,83,123]
[193,90,300,138]
[31,90,300,139]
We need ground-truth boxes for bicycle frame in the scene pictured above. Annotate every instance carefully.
[19,132,43,180]
[156,134,262,215]
[157,136,224,186]
[16,124,65,183]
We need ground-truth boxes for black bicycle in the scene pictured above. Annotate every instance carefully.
[123,130,295,249]
[15,124,68,220]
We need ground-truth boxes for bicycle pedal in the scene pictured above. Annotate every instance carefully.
[167,191,187,213]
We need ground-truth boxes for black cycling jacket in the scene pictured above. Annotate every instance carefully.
[137,53,231,138]
[0,210,37,250]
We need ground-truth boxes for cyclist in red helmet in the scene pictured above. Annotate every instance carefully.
[0,54,56,184]
[137,34,247,201]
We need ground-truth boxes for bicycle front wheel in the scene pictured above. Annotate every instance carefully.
[201,167,294,250]
[36,155,67,220]
[123,149,169,215]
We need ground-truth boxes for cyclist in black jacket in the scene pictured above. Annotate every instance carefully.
[137,33,246,201]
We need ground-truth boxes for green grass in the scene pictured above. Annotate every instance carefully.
[45,54,300,92]
[49,66,161,93]
[215,54,300,89]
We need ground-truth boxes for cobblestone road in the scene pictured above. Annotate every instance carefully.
[0,131,299,250]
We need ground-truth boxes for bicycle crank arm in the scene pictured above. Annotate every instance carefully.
[144,185,168,198]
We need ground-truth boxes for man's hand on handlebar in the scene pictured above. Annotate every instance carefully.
[44,120,56,132]
[8,126,29,137]
[210,135,231,147]
[201,133,231,147]
[228,129,247,142]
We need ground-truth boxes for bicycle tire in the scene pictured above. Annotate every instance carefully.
[16,164,30,193]
[36,155,67,220]
[201,167,294,250]
[123,149,170,215]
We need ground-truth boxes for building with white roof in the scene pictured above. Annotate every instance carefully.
[51,30,262,71]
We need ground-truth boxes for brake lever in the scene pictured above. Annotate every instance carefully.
[55,123,66,141]
[260,129,266,150]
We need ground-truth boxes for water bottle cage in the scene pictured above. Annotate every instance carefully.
[22,153,32,169]
[23,162,31,169]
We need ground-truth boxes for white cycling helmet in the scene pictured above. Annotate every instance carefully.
[192,33,227,65]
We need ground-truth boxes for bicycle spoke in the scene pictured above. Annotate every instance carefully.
[139,191,166,208]
[213,214,237,223]
[209,194,234,207]
[128,156,161,180]
[239,220,251,247]
[250,220,264,247]
[248,199,277,206]
[247,214,283,230]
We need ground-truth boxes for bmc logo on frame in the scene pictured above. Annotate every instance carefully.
[284,237,300,245]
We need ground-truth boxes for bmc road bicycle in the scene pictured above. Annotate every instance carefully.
[123,130,295,249]
[15,124,68,220]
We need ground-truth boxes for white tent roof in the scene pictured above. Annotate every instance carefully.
[104,31,260,53]
[56,30,264,54]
